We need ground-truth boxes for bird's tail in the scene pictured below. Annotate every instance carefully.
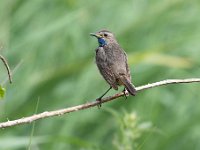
[120,75,136,96]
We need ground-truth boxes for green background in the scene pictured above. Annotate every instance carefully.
[0,0,200,149]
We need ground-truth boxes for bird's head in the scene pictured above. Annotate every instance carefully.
[90,30,116,47]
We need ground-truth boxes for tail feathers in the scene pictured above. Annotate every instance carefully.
[120,76,136,96]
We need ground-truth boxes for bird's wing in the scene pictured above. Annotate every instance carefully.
[111,45,131,81]
[124,51,131,80]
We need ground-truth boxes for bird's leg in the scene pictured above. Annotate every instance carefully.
[96,86,112,107]
[123,88,128,100]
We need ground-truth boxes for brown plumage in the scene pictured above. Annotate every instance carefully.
[90,30,136,98]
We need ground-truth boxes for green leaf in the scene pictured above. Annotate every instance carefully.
[0,85,6,99]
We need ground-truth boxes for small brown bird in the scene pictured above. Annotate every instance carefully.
[90,29,136,102]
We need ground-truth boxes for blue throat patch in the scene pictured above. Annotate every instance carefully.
[98,38,107,47]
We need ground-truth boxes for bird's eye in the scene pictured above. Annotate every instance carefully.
[104,33,108,37]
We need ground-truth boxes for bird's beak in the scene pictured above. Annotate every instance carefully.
[90,33,102,38]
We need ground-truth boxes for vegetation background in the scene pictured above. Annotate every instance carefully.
[0,0,200,149]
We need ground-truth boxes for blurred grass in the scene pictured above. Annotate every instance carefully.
[0,0,200,149]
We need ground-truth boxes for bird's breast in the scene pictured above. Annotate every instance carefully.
[95,47,107,62]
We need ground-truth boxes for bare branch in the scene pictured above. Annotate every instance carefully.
[0,55,12,83]
[0,78,200,129]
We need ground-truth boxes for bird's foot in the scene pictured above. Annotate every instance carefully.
[96,97,102,108]
[96,86,112,108]
[123,88,128,100]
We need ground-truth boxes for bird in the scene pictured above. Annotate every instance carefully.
[90,29,136,104]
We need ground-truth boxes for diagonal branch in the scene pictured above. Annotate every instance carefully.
[0,55,12,83]
[0,78,200,129]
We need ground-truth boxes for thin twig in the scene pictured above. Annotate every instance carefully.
[0,78,200,129]
[0,55,12,83]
